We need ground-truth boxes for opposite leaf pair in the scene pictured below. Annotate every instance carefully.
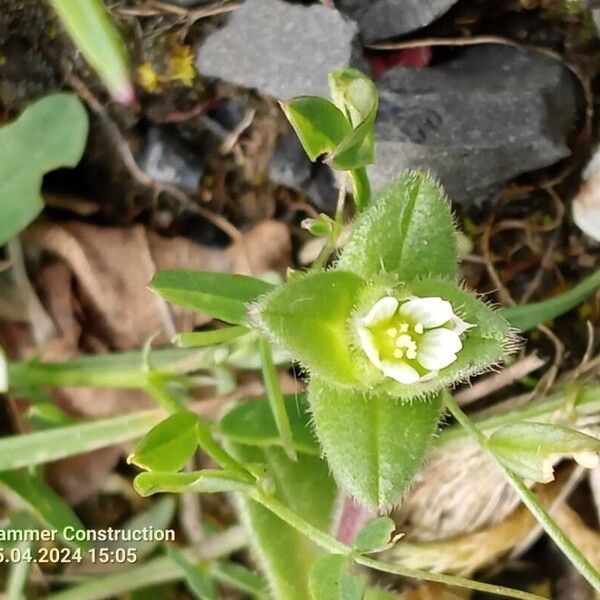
[254,172,515,508]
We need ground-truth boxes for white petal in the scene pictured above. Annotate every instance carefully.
[448,314,474,336]
[356,325,381,368]
[398,297,454,329]
[574,451,599,469]
[381,360,420,384]
[362,296,399,326]
[417,328,462,371]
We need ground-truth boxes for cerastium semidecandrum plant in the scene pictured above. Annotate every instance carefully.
[137,69,600,598]
[4,70,600,599]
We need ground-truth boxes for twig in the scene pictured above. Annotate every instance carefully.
[455,354,546,406]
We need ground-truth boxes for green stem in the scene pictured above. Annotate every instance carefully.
[259,337,297,461]
[250,490,545,600]
[444,393,600,592]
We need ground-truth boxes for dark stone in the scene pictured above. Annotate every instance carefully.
[370,46,579,204]
[196,0,361,99]
[268,132,312,192]
[335,0,458,42]
[137,126,204,192]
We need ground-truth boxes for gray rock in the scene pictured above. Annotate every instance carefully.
[370,46,579,204]
[268,132,312,191]
[138,126,204,192]
[335,0,458,42]
[196,0,360,99]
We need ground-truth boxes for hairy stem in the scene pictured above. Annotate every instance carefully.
[444,392,600,592]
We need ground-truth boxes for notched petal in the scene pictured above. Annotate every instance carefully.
[398,297,454,329]
[362,296,399,326]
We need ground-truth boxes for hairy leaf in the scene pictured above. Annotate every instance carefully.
[151,270,274,325]
[308,378,443,509]
[488,422,600,483]
[256,270,366,386]
[337,172,457,281]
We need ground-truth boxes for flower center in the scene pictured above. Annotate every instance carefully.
[355,295,473,385]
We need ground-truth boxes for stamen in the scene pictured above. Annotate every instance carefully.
[414,323,424,334]
[399,322,409,333]
[406,349,417,359]
[393,349,404,359]
[387,327,397,337]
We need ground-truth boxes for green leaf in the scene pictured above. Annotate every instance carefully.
[50,0,133,104]
[308,378,443,509]
[0,93,88,246]
[166,546,218,600]
[354,517,396,553]
[151,270,274,325]
[259,337,297,461]
[175,326,248,348]
[219,395,319,455]
[128,410,199,472]
[226,441,336,600]
[281,97,351,161]
[210,562,268,598]
[501,269,600,332]
[0,471,89,551]
[337,172,458,281]
[309,555,365,600]
[349,167,371,212]
[0,409,163,471]
[328,68,378,171]
[134,470,252,497]
[488,422,600,483]
[256,270,366,386]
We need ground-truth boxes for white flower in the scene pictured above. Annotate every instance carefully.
[356,296,473,385]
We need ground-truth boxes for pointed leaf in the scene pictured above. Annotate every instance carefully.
[166,546,218,600]
[0,93,88,245]
[0,471,89,551]
[337,172,458,281]
[219,395,319,455]
[50,0,134,104]
[354,517,396,553]
[281,97,351,161]
[128,410,199,472]
[488,422,600,483]
[501,269,600,332]
[256,270,365,386]
[308,378,443,509]
[134,470,252,497]
[226,442,336,600]
[309,555,365,600]
[151,270,274,325]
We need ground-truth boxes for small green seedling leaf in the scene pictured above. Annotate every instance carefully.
[309,555,365,600]
[50,0,134,104]
[0,471,90,551]
[134,469,252,497]
[488,422,600,483]
[128,410,199,472]
[337,172,458,281]
[302,214,335,237]
[354,517,397,554]
[328,68,378,171]
[151,270,274,325]
[501,269,600,332]
[166,546,218,600]
[256,270,366,386]
[308,378,443,509]
[0,93,88,246]
[175,326,248,348]
[219,395,319,455]
[281,97,351,161]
